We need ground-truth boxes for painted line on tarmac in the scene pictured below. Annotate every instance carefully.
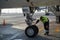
[14,39,23,40]
[9,32,24,40]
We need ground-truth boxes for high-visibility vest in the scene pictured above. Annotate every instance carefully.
[40,16,49,23]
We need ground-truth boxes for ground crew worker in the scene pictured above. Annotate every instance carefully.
[35,16,49,35]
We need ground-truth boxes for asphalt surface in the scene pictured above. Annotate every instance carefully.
[0,22,60,40]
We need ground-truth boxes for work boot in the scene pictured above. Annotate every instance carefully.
[44,30,49,35]
[44,32,49,36]
[44,33,46,35]
[46,32,49,36]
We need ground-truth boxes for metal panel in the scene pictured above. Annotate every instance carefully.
[0,0,60,8]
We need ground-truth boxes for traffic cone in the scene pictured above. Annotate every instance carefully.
[3,19,6,26]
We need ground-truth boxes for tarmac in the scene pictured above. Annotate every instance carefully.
[0,21,60,40]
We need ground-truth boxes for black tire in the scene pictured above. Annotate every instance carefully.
[25,25,39,38]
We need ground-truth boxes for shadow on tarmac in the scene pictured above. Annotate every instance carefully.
[48,34,60,38]
[14,33,52,40]
[0,24,13,27]
[0,24,51,40]
[25,35,52,40]
[1,24,58,40]
[0,24,13,40]
[0,24,24,40]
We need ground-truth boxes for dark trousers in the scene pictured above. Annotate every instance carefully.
[44,21,49,34]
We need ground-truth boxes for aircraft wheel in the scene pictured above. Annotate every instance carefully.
[25,25,39,38]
